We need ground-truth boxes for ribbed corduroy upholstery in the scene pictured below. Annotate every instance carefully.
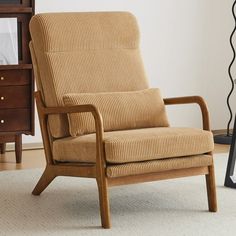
[29,13,217,226]
[63,88,169,137]
[29,12,149,138]
[106,155,213,178]
[53,127,214,164]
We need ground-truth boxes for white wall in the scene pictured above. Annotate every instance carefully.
[23,0,236,144]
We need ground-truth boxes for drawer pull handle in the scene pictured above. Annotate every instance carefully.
[0,77,4,81]
[0,120,4,124]
[0,97,4,100]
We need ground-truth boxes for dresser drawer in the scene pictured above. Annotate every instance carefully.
[0,70,30,86]
[0,109,30,132]
[0,86,30,109]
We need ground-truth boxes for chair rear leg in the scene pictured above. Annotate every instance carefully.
[205,164,217,212]
[96,177,111,229]
[32,165,56,195]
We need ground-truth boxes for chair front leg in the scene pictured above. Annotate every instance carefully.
[96,175,111,229]
[205,164,217,212]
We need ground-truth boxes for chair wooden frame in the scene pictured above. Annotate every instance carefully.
[33,91,217,229]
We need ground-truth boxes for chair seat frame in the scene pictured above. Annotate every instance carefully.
[33,91,217,228]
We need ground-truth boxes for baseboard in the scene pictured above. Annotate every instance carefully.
[6,142,43,151]
[212,129,233,135]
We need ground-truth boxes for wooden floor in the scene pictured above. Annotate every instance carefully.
[0,144,230,171]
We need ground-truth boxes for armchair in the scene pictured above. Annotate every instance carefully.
[29,12,217,229]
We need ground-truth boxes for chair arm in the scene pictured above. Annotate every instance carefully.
[34,91,105,168]
[163,96,210,131]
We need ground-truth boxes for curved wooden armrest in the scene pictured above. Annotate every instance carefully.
[164,96,210,131]
[34,91,105,167]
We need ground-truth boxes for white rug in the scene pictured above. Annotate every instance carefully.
[0,154,236,236]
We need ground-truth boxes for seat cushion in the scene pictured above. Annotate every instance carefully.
[106,155,213,178]
[63,88,169,137]
[53,127,214,164]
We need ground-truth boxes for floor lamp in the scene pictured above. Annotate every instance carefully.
[214,0,236,145]
[221,0,236,188]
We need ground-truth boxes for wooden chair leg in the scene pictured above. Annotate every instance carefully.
[96,177,111,229]
[32,166,56,195]
[15,135,22,163]
[0,143,6,154]
[205,164,217,212]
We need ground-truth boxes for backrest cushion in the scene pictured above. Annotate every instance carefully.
[29,12,149,138]
[63,88,169,137]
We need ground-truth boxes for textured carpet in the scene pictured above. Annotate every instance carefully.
[0,154,236,236]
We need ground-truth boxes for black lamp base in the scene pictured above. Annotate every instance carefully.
[214,134,232,144]
[225,175,236,188]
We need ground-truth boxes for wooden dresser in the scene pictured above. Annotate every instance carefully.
[0,0,35,163]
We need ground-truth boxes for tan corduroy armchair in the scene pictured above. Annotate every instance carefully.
[29,12,217,229]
